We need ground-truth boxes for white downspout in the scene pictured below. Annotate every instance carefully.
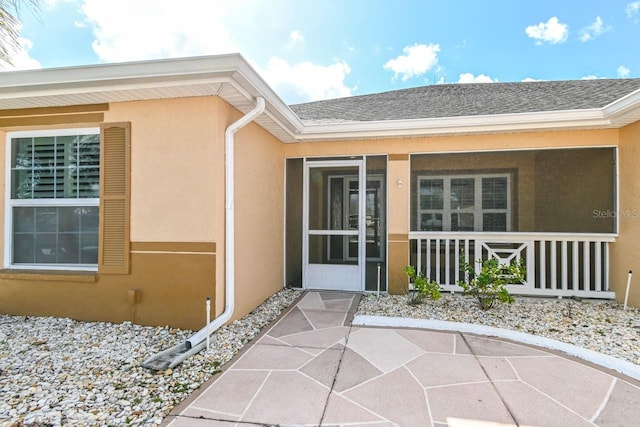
[186,96,265,348]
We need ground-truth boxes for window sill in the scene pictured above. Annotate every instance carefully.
[0,269,97,283]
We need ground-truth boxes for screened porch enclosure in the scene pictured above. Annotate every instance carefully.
[410,147,617,298]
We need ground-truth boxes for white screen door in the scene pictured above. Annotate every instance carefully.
[303,159,365,291]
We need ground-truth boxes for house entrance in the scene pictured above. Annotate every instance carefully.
[286,156,387,292]
[303,159,366,291]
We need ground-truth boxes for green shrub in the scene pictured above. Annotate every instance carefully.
[404,265,441,304]
[458,257,525,310]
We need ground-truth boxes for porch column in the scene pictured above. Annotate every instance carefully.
[388,154,410,294]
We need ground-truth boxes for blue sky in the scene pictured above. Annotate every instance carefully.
[6,0,640,104]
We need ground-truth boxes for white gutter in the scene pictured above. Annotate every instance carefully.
[185,96,265,349]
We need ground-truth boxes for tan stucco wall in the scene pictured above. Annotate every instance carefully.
[104,97,285,323]
[611,121,640,307]
[0,96,285,328]
[284,129,618,159]
[104,97,221,243]
[0,246,216,330]
[232,112,285,321]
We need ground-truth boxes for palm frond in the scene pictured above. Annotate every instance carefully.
[0,0,40,68]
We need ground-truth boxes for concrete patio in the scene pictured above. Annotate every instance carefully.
[164,291,640,426]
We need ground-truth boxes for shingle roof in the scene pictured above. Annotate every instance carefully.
[290,79,640,123]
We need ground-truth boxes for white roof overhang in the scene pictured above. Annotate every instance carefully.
[1,54,639,143]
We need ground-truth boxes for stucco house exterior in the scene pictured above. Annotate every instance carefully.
[1,54,639,330]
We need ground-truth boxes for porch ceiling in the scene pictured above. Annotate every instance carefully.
[1,54,639,143]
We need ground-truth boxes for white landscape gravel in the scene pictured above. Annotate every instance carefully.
[357,293,640,366]
[2,289,640,426]
[0,288,301,427]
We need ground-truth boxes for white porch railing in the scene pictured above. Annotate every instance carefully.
[409,232,616,299]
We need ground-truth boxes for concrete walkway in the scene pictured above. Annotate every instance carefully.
[165,291,640,426]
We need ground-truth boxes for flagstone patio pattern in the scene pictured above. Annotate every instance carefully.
[165,292,640,426]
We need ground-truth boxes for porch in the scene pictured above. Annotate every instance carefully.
[410,232,616,299]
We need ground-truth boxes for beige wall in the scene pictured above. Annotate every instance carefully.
[0,96,285,328]
[0,244,216,330]
[232,112,285,320]
[284,129,618,159]
[611,121,640,307]
[104,97,221,243]
[106,96,286,322]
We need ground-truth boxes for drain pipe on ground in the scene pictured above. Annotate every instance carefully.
[185,96,266,349]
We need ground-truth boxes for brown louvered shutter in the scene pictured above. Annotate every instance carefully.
[99,123,131,274]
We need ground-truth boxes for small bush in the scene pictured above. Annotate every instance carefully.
[458,257,525,310]
[404,265,441,304]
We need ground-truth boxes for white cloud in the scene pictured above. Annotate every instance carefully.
[525,17,569,45]
[522,77,545,82]
[261,57,353,103]
[69,0,355,104]
[2,38,41,71]
[618,65,631,77]
[580,16,611,41]
[626,1,640,19]
[77,0,238,62]
[289,30,304,43]
[581,75,600,80]
[383,43,440,82]
[457,73,497,83]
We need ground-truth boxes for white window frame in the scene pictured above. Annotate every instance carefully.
[4,128,100,271]
[417,173,511,232]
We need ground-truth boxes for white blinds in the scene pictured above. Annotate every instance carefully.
[11,134,100,199]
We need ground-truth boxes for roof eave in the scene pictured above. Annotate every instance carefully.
[601,87,640,126]
[0,54,304,142]
[0,54,245,92]
[1,56,638,143]
[292,109,613,141]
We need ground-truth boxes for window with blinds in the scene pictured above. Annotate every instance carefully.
[7,129,100,268]
[417,174,511,232]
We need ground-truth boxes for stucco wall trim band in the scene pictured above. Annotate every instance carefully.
[389,233,409,242]
[130,242,216,254]
[0,270,97,283]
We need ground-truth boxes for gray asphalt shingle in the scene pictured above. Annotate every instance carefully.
[290,79,640,123]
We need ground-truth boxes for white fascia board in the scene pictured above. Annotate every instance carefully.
[601,87,640,123]
[294,108,611,141]
[0,54,244,89]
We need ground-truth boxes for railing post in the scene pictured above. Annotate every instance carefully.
[595,241,602,291]
[539,240,546,290]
